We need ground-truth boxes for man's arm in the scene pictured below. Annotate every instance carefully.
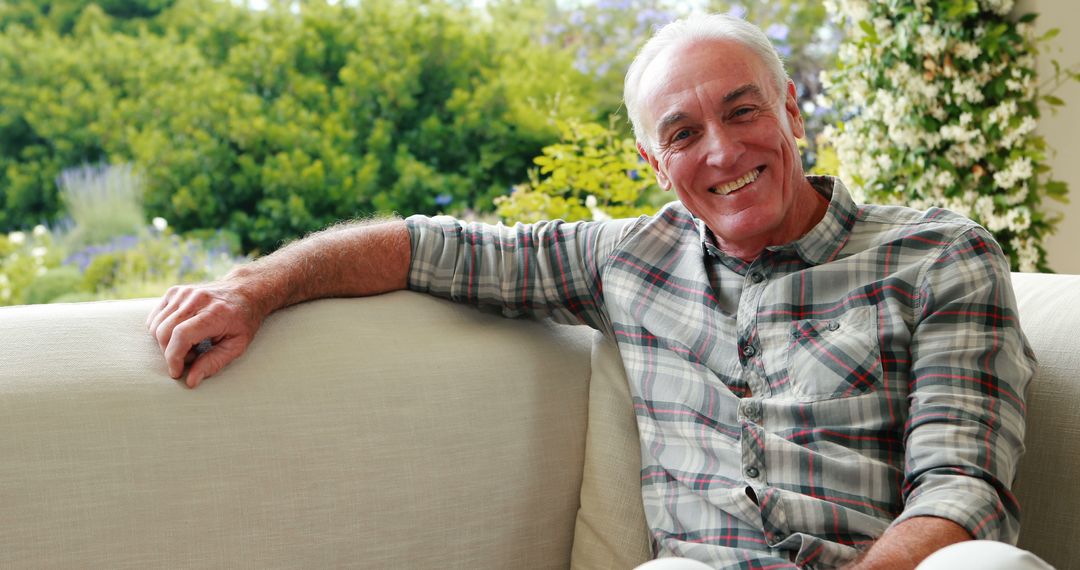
[848,226,1035,567]
[146,219,410,388]
[842,516,971,569]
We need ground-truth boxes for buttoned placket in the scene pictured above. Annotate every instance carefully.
[736,257,772,524]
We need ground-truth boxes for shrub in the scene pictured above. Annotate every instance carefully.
[496,118,664,223]
[24,265,82,304]
[57,163,145,248]
[821,0,1078,271]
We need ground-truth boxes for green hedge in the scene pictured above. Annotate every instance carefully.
[0,0,596,253]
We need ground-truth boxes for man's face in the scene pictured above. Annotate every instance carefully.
[637,39,816,258]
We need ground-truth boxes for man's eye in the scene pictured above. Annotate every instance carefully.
[673,129,692,141]
[732,107,755,118]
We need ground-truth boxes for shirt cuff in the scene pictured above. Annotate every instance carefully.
[891,471,1020,544]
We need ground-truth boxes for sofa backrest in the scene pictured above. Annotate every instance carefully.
[1010,272,1080,570]
[0,293,595,569]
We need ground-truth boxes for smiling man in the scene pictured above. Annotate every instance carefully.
[148,13,1048,570]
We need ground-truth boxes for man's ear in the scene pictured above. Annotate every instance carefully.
[784,79,806,140]
[637,141,672,191]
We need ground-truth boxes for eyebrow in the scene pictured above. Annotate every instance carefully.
[723,83,764,104]
[654,83,766,138]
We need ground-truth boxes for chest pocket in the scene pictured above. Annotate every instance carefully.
[785,305,882,401]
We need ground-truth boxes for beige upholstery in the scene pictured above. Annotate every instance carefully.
[0,273,1077,569]
[0,293,592,568]
[1010,273,1080,570]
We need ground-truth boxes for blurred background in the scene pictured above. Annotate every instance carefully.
[0,0,1075,306]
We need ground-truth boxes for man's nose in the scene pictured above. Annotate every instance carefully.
[703,127,743,169]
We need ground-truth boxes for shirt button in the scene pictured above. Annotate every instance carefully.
[750,271,765,283]
[742,345,756,358]
[745,467,760,479]
[827,321,840,331]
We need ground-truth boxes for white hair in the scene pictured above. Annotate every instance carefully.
[624,13,789,149]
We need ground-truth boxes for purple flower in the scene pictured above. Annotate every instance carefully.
[597,0,631,10]
[726,4,747,20]
[434,193,453,207]
[766,23,789,42]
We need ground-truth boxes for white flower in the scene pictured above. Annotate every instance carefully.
[875,153,893,171]
[32,225,48,238]
[584,195,598,209]
[1006,207,1031,232]
[954,42,981,61]
[1000,116,1037,149]
[952,79,985,103]
[9,231,25,245]
[934,169,956,189]
[152,217,169,232]
[0,274,8,285]
[31,246,47,259]
[993,157,1034,189]
[988,101,1018,126]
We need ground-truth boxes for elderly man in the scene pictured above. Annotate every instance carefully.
[148,14,1048,570]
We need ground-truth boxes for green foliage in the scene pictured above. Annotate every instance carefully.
[0,161,245,305]
[496,118,663,223]
[822,0,1078,272]
[24,265,82,304]
[58,163,146,248]
[0,0,594,253]
[0,226,60,305]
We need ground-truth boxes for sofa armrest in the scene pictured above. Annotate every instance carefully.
[0,292,592,569]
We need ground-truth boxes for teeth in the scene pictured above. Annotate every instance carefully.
[709,168,760,195]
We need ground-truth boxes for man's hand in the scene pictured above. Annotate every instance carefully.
[842,516,972,570]
[145,219,412,388]
[146,278,266,388]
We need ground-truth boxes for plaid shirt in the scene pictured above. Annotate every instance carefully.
[406,177,1036,570]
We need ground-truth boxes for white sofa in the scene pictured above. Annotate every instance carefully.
[1,272,1077,569]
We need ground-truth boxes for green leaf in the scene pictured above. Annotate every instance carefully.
[1039,28,1061,42]
[1018,12,1038,23]
[858,20,878,43]
[1043,95,1065,106]
[1045,180,1068,197]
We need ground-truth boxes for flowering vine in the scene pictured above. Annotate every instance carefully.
[821,0,1076,272]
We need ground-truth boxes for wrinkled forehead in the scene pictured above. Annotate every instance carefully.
[637,39,780,134]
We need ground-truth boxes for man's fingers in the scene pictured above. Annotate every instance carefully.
[163,314,219,378]
[152,294,204,353]
[186,337,247,389]
[147,286,186,331]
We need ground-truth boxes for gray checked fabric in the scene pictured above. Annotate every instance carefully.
[405,177,1036,570]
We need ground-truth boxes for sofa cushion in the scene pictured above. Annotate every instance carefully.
[571,333,652,569]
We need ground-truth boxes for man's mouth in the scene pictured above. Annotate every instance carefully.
[708,167,764,195]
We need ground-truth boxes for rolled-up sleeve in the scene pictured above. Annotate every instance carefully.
[894,226,1037,542]
[405,215,639,331]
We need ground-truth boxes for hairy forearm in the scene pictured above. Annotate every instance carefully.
[843,516,971,570]
[226,218,411,319]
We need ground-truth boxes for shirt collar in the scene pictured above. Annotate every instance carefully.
[698,176,858,267]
